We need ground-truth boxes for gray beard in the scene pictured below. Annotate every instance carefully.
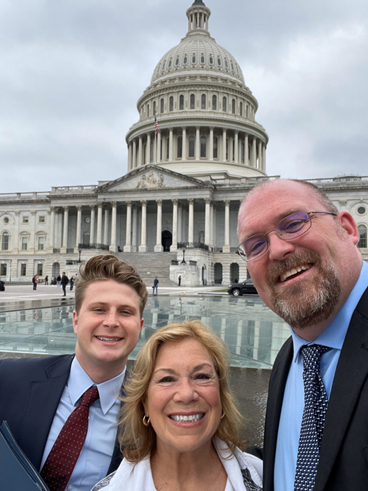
[267,251,341,329]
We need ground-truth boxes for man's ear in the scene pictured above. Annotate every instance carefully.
[72,310,78,335]
[337,211,360,245]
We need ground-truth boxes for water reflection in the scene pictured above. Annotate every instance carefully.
[0,296,290,368]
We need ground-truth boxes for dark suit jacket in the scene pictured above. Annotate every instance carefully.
[0,354,122,474]
[263,287,368,491]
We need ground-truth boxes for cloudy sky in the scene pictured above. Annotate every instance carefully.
[1,0,367,193]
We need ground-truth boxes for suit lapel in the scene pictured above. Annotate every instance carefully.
[20,356,73,470]
[264,337,293,491]
[315,288,368,491]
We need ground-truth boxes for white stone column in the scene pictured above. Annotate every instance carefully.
[124,201,132,252]
[61,206,69,252]
[103,207,109,245]
[146,133,151,164]
[244,134,249,165]
[209,127,214,161]
[128,142,132,171]
[74,205,82,252]
[154,199,163,252]
[169,129,173,161]
[210,202,214,248]
[223,200,230,253]
[171,199,178,251]
[49,208,55,251]
[182,127,187,160]
[195,127,200,160]
[157,131,161,163]
[132,205,138,252]
[205,199,211,245]
[263,145,266,171]
[222,128,227,161]
[234,131,239,163]
[109,202,117,252]
[188,199,194,245]
[132,139,137,169]
[139,200,148,252]
[138,137,143,167]
[258,140,262,170]
[178,204,182,242]
[90,205,96,245]
[96,203,103,245]
[251,137,257,167]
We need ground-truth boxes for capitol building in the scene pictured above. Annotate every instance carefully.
[0,0,367,286]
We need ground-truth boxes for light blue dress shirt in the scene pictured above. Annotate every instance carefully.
[40,358,125,491]
[274,261,368,491]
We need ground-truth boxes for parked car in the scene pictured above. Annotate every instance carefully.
[228,278,257,296]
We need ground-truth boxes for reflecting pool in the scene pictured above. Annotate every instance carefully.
[0,295,290,368]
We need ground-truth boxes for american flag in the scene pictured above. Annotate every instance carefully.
[154,115,159,135]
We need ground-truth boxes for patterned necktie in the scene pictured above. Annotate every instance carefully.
[41,386,100,491]
[294,345,331,491]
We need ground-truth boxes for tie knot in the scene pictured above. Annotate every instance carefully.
[80,386,99,408]
[301,344,331,372]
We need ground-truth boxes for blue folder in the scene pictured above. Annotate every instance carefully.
[0,421,49,491]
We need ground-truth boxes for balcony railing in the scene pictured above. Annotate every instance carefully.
[78,243,109,251]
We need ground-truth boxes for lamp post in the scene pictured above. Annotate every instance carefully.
[78,249,82,263]
[181,248,186,264]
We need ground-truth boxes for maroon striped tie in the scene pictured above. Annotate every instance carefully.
[40,386,100,491]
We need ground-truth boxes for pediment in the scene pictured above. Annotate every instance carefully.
[97,165,208,192]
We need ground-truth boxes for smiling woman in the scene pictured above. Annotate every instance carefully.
[92,321,263,491]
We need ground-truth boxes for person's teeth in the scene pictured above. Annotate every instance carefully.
[280,264,310,282]
[97,337,120,342]
[170,414,204,422]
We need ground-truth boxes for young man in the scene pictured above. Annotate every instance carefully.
[237,179,368,491]
[0,254,148,491]
[61,271,69,297]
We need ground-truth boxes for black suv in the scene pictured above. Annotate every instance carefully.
[227,278,257,296]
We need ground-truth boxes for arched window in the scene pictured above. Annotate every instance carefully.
[217,57,221,66]
[162,61,166,71]
[192,53,196,64]
[200,135,206,158]
[177,136,183,158]
[201,94,206,109]
[222,97,227,112]
[153,101,156,115]
[2,232,9,251]
[160,98,164,114]
[209,55,214,65]
[240,102,243,116]
[183,54,188,64]
[179,95,184,110]
[232,99,235,114]
[168,59,172,68]
[358,225,367,248]
[212,95,217,110]
[189,135,195,158]
[200,54,205,64]
[213,136,218,159]
[175,56,180,66]
[224,59,229,68]
[83,232,90,245]
[169,96,174,112]
[190,94,195,109]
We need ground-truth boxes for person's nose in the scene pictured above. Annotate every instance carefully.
[103,309,120,328]
[173,378,199,403]
[267,231,296,261]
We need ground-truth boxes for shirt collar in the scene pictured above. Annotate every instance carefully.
[292,261,368,363]
[68,357,126,414]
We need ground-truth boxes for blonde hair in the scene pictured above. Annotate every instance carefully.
[119,320,245,462]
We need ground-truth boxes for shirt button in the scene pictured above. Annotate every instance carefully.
[68,486,73,490]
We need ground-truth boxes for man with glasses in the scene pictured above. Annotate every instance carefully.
[237,179,368,491]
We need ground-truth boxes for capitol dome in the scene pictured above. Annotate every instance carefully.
[126,0,268,181]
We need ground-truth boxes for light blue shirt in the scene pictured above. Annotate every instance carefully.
[40,358,125,491]
[274,261,368,491]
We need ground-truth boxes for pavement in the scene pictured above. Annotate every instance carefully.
[0,284,225,312]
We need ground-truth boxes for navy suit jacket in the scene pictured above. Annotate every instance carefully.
[0,354,122,474]
[263,287,368,491]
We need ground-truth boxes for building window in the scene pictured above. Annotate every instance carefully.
[179,95,184,110]
[222,97,227,112]
[200,135,206,158]
[169,96,174,112]
[241,141,245,163]
[38,236,45,251]
[232,99,236,114]
[201,94,206,109]
[3,217,9,224]
[177,136,183,158]
[162,61,166,71]
[153,101,156,115]
[209,55,213,65]
[189,135,195,157]
[213,136,218,158]
[358,206,366,215]
[83,232,90,245]
[37,263,43,276]
[147,104,150,117]
[240,102,243,116]
[168,59,172,68]
[212,95,217,110]
[0,264,7,276]
[190,94,195,109]
[175,56,180,66]
[39,216,45,223]
[150,140,154,162]
[23,216,29,224]
[22,237,28,250]
[224,59,229,68]
[2,232,9,251]
[226,138,229,160]
[166,139,169,160]
[183,54,188,64]
[200,54,205,64]
[217,57,221,66]
[192,54,196,64]
[20,263,27,276]
[160,98,164,114]
[358,225,367,248]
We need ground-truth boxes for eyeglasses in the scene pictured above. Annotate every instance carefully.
[236,210,337,262]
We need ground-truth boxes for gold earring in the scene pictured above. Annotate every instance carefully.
[221,412,225,419]
[143,415,150,426]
